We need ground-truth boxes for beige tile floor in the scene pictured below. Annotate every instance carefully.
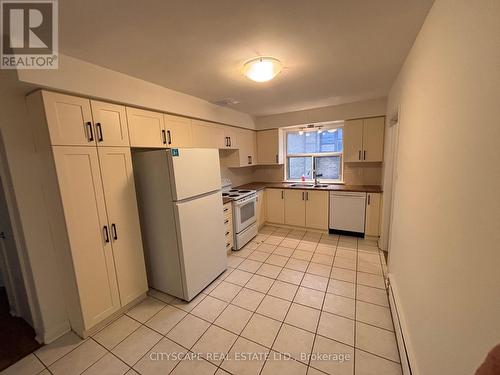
[3,227,401,375]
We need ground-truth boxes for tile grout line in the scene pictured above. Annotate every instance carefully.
[306,233,339,373]
[35,228,396,375]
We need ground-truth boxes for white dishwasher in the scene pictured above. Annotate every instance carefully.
[329,191,367,234]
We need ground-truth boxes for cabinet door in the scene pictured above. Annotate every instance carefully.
[223,126,239,149]
[90,100,130,147]
[127,107,165,148]
[362,117,385,162]
[343,119,364,162]
[98,147,148,306]
[257,129,283,164]
[256,190,266,228]
[42,91,94,146]
[52,146,120,329]
[305,190,329,230]
[284,189,306,227]
[365,193,381,236]
[164,114,192,148]
[192,120,225,148]
[238,129,257,166]
[266,189,285,224]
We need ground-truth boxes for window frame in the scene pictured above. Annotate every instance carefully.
[284,125,344,183]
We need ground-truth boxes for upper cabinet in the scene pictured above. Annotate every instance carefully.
[164,114,192,148]
[223,126,239,149]
[90,100,130,147]
[225,128,257,167]
[127,107,166,148]
[257,129,284,165]
[344,116,385,162]
[41,91,130,147]
[191,120,225,149]
[42,91,95,146]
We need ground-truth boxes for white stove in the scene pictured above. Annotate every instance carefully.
[221,179,258,250]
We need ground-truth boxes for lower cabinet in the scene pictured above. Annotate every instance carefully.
[266,188,329,230]
[305,190,329,230]
[365,193,381,236]
[266,189,285,224]
[284,190,306,227]
[256,190,266,228]
[53,146,148,334]
[223,202,233,252]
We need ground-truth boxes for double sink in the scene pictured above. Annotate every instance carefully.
[288,183,330,188]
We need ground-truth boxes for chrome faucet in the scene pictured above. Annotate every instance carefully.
[313,170,323,185]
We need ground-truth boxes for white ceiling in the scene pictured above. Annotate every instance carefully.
[59,0,433,116]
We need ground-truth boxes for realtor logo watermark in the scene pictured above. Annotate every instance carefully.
[1,0,58,69]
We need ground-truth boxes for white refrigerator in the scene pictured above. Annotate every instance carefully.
[132,148,227,301]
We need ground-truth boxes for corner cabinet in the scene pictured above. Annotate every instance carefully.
[365,193,381,236]
[344,117,385,162]
[257,129,284,164]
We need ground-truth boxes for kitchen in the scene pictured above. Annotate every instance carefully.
[0,1,499,375]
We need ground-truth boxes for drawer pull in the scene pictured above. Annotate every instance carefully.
[225,231,230,236]
[224,219,229,224]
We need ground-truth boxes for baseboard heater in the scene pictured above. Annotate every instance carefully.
[388,274,414,375]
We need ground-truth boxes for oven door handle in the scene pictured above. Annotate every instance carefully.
[233,198,256,207]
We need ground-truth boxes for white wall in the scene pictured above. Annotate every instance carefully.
[386,1,500,374]
[0,70,70,342]
[255,97,387,129]
[17,54,255,129]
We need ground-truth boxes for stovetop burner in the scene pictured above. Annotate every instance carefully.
[238,190,251,193]
[229,189,239,192]
[222,193,229,196]
[228,194,240,197]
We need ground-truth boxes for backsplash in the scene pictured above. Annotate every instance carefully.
[219,151,382,186]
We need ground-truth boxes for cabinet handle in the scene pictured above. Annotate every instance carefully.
[225,231,230,236]
[302,191,304,200]
[96,123,103,142]
[363,150,366,160]
[229,137,232,147]
[225,137,228,147]
[226,242,231,248]
[86,122,94,142]
[358,150,361,160]
[367,194,371,205]
[248,156,251,164]
[275,154,278,163]
[161,129,167,144]
[223,207,229,212]
[103,225,110,243]
[281,190,284,199]
[224,219,229,224]
[0,231,5,239]
[167,130,172,145]
[306,192,309,200]
[111,223,118,240]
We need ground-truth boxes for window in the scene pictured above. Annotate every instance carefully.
[285,127,343,181]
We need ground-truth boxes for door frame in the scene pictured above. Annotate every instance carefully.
[0,130,38,334]
[379,107,401,253]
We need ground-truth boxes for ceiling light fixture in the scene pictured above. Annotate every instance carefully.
[243,57,282,82]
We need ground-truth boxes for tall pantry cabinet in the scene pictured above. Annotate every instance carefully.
[27,90,148,337]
